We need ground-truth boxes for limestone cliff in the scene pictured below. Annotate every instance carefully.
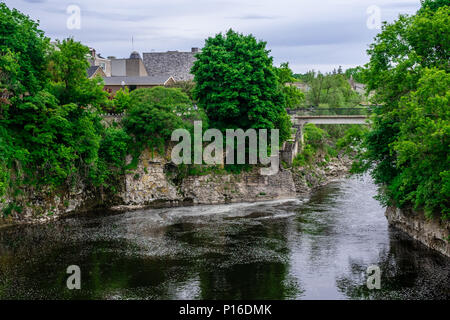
[386,206,450,257]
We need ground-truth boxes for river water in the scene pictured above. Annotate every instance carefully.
[0,175,449,299]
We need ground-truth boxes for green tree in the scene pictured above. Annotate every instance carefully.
[360,3,449,218]
[191,29,290,142]
[344,66,365,83]
[0,4,130,214]
[166,80,196,101]
[47,38,108,108]
[112,87,131,113]
[123,87,197,153]
[302,70,361,108]
[0,3,49,97]
[419,0,450,12]
[275,62,305,109]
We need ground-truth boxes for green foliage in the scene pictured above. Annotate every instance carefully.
[300,71,362,107]
[0,4,130,215]
[275,62,305,109]
[389,69,449,218]
[123,87,197,153]
[292,145,314,167]
[0,3,49,97]
[47,38,108,108]
[360,4,449,219]
[336,125,369,154]
[166,80,196,101]
[304,123,328,149]
[419,0,450,12]
[112,87,132,113]
[292,124,328,167]
[344,66,365,83]
[192,29,290,142]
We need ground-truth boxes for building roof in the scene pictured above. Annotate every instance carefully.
[130,51,141,59]
[87,65,106,78]
[103,75,175,86]
[143,50,197,81]
[87,66,100,78]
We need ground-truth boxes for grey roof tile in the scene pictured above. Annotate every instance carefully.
[143,51,197,81]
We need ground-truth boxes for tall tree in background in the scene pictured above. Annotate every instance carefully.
[300,70,361,108]
[275,62,304,110]
[361,2,449,218]
[192,29,291,143]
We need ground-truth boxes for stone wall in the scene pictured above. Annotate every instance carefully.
[117,149,296,208]
[386,206,450,257]
[180,169,296,204]
[119,150,180,206]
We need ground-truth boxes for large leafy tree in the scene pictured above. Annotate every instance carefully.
[192,29,290,142]
[361,2,449,218]
[0,3,129,209]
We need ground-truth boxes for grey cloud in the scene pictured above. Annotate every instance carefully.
[231,14,280,20]
[4,0,421,73]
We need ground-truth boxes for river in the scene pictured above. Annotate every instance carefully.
[0,174,449,299]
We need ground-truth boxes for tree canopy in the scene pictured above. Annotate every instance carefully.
[191,29,291,142]
[0,3,129,210]
[360,2,449,219]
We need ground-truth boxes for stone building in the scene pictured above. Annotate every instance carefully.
[104,51,177,93]
[143,48,199,81]
[110,51,149,77]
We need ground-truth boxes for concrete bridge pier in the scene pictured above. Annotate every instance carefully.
[280,115,369,166]
[280,124,304,166]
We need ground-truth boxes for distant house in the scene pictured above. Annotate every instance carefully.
[143,48,199,81]
[103,75,176,93]
[88,48,111,77]
[87,65,106,79]
[291,82,310,92]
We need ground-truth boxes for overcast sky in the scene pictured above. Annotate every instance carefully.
[5,0,421,73]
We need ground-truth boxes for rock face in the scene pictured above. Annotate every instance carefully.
[386,206,450,257]
[119,150,180,205]
[291,155,351,195]
[0,183,100,224]
[119,149,296,206]
[180,169,296,204]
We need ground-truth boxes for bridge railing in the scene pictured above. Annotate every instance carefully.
[287,106,380,116]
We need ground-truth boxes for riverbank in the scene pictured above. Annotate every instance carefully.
[0,150,352,225]
[386,207,450,257]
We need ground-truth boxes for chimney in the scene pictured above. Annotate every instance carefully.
[90,48,96,59]
[191,47,199,53]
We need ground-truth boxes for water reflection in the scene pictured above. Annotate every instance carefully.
[0,175,448,299]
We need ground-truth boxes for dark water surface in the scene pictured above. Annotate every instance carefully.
[0,175,449,299]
